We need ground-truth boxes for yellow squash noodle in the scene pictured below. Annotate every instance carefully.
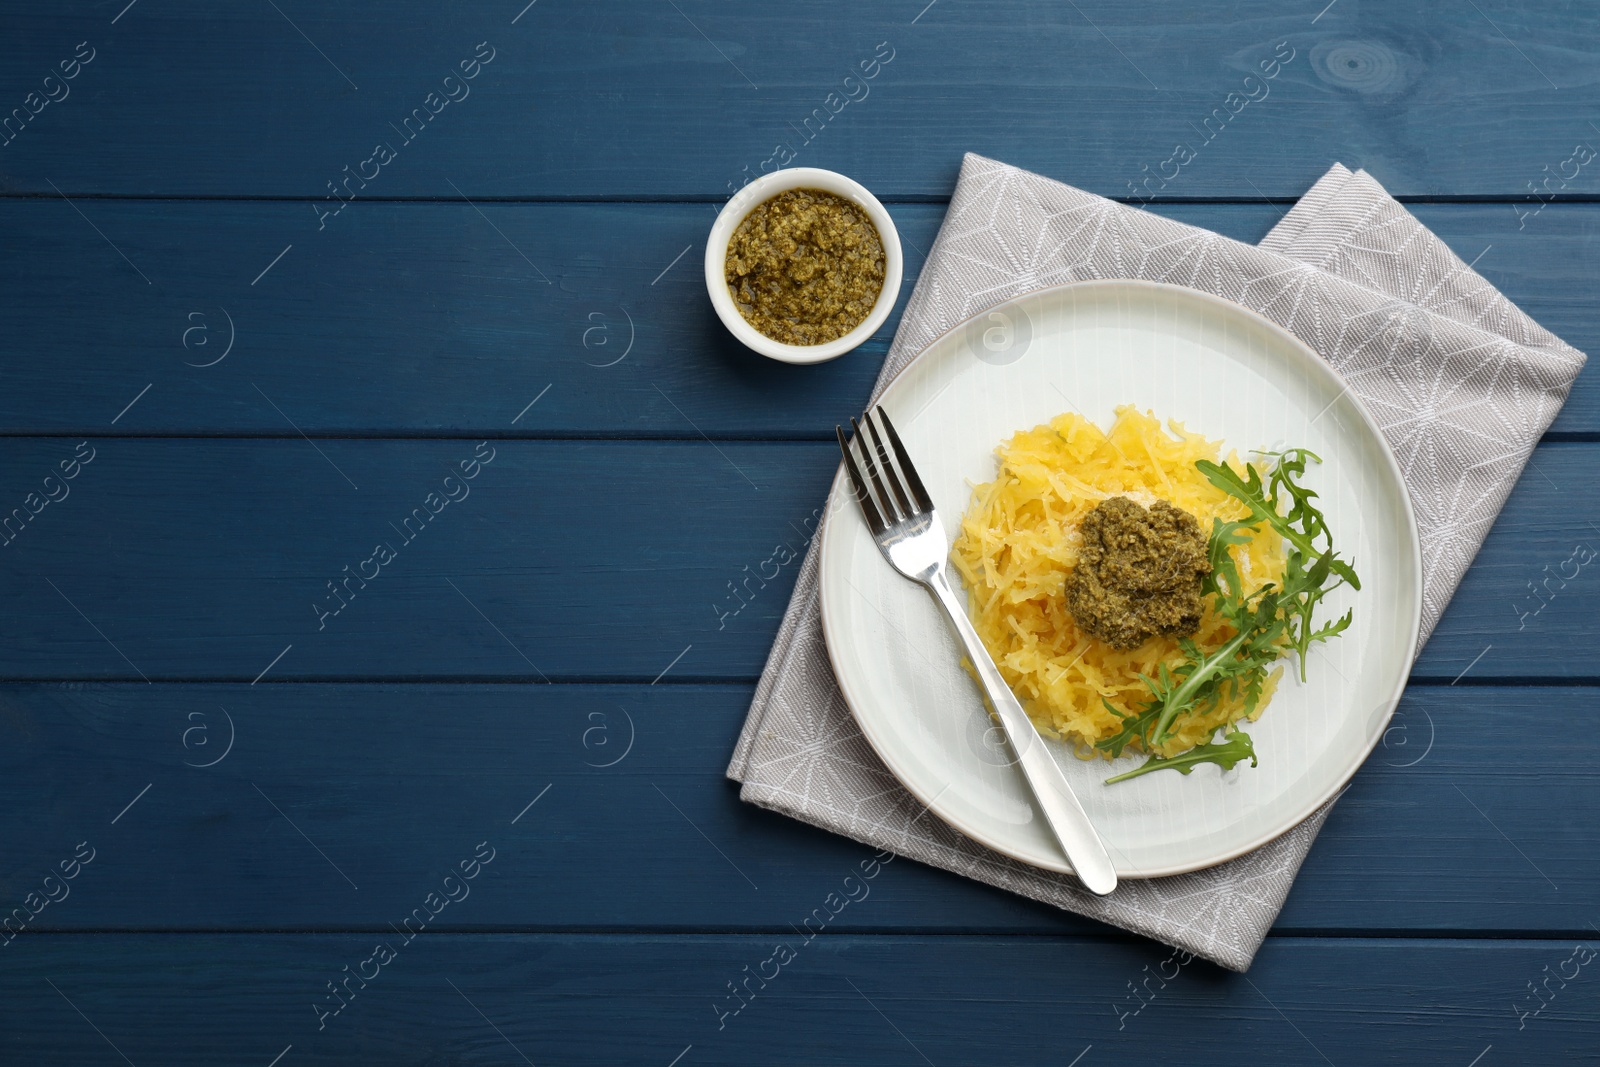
[950,406,1286,760]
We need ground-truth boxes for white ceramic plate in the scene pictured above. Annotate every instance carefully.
[819,280,1422,878]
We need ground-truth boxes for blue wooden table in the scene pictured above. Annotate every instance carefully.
[2,2,1597,1063]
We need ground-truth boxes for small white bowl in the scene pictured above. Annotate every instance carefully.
[705,168,903,365]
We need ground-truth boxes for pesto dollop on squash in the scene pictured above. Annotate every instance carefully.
[1065,496,1211,650]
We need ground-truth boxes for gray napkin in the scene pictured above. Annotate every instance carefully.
[726,155,1585,971]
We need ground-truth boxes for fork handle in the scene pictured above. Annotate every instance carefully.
[924,570,1118,896]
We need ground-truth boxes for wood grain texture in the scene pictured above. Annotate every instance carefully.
[3,2,1600,198]
[0,683,1592,935]
[4,1,1599,1057]
[2,199,1597,436]
[1,934,1593,1065]
[0,438,825,681]
[0,437,1591,681]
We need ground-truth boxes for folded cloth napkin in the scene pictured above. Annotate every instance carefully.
[726,154,1585,971]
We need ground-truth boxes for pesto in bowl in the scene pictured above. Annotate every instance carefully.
[724,188,886,347]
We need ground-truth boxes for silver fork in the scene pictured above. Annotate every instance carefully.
[836,406,1117,895]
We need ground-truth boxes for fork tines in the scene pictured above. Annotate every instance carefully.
[835,407,934,534]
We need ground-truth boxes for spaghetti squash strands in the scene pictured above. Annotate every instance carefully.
[950,407,1286,760]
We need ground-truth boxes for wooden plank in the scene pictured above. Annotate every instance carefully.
[0,933,1593,1064]
[4,3,1600,198]
[0,438,830,682]
[0,680,1068,935]
[1411,442,1600,681]
[0,683,1592,934]
[0,199,1595,437]
[0,437,1592,681]
[0,201,942,439]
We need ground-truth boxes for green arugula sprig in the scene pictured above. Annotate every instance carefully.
[1103,729,1257,785]
[1197,449,1360,679]
[1098,449,1358,783]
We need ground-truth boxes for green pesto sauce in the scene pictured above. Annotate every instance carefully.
[724,188,886,346]
[1065,496,1211,650]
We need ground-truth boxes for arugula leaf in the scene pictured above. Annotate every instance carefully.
[1097,449,1359,782]
[1199,450,1358,680]
[1104,729,1258,784]
[1196,453,1356,586]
